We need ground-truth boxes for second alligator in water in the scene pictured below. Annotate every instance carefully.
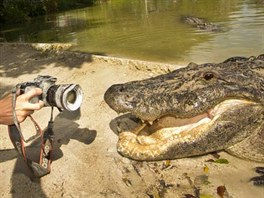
[183,16,222,32]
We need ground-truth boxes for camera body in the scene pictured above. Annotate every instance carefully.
[20,75,83,111]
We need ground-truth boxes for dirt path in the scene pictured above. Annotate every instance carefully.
[0,43,263,198]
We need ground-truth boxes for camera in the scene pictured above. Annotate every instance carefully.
[20,75,83,111]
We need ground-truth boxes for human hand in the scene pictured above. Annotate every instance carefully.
[0,88,45,125]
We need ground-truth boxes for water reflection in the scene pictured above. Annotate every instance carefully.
[1,0,263,64]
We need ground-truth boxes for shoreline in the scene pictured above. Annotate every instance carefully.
[1,42,183,73]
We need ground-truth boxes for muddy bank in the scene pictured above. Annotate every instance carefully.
[0,43,263,198]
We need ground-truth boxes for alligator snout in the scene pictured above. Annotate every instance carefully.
[104,84,122,111]
[104,84,138,113]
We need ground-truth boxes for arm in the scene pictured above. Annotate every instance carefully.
[0,88,45,125]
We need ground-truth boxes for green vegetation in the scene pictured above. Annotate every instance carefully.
[0,0,96,24]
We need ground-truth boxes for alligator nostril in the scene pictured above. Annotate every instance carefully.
[119,87,124,92]
[203,72,215,81]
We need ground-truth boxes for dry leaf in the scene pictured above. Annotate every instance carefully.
[217,185,226,198]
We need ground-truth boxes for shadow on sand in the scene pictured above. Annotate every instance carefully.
[0,109,96,197]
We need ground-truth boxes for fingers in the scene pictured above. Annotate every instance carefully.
[18,100,45,110]
[16,88,45,111]
[19,88,43,101]
[13,88,45,124]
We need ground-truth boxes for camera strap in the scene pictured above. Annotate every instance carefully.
[8,86,54,177]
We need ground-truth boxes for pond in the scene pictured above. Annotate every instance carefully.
[1,0,264,64]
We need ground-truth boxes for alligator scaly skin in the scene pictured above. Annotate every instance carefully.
[105,55,264,162]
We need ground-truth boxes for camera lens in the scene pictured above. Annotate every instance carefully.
[46,84,83,111]
[63,84,83,111]
[63,85,83,111]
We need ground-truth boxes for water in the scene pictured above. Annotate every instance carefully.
[1,0,264,64]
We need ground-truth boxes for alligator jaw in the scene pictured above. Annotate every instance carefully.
[116,99,261,161]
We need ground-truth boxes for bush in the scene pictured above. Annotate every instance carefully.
[0,0,95,24]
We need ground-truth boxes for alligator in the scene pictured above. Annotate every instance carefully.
[104,55,264,185]
[183,16,222,32]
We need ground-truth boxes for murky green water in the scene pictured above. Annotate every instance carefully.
[1,0,264,64]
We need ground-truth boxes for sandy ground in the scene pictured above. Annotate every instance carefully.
[0,43,263,198]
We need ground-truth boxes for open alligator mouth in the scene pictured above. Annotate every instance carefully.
[114,99,260,161]
[131,99,245,135]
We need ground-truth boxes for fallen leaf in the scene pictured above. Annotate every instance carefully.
[204,165,209,173]
[161,160,171,170]
[200,194,214,198]
[214,159,229,164]
[217,185,226,198]
[205,159,215,162]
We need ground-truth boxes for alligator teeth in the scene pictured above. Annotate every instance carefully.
[139,119,153,126]
[148,121,153,125]
[133,123,147,135]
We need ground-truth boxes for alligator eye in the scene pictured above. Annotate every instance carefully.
[203,72,215,80]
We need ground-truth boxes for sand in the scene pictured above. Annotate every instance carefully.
[0,43,263,198]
